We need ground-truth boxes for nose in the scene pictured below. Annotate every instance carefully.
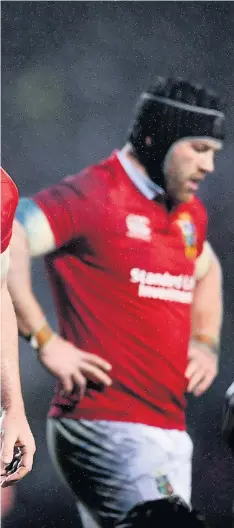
[199,152,215,174]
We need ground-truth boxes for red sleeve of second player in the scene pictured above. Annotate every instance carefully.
[1,168,19,254]
[32,167,106,249]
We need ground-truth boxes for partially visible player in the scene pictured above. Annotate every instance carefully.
[8,77,225,525]
[116,497,209,528]
[222,382,234,453]
[1,167,35,489]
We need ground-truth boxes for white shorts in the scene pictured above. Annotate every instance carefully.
[47,419,193,528]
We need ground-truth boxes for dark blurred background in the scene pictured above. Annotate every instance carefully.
[1,2,234,527]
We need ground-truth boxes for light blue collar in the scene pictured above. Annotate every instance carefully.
[117,150,165,200]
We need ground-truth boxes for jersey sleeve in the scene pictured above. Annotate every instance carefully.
[1,168,19,253]
[32,167,106,249]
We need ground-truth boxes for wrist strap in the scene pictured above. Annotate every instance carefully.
[192,334,220,355]
[33,322,55,350]
[20,320,55,350]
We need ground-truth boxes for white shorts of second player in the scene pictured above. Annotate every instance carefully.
[47,419,193,527]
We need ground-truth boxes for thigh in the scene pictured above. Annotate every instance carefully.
[148,428,193,506]
[47,418,145,527]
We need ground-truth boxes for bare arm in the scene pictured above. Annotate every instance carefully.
[1,250,35,486]
[8,220,48,336]
[186,242,223,396]
[1,251,24,411]
[192,241,223,348]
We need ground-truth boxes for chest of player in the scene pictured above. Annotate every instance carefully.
[87,199,198,283]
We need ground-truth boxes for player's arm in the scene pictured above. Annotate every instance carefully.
[8,172,104,339]
[185,242,223,396]
[8,175,94,338]
[1,248,35,487]
[8,194,111,396]
[192,241,223,346]
[1,249,24,410]
[8,202,56,338]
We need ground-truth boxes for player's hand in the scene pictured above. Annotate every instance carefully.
[38,334,112,397]
[185,341,218,397]
[1,408,36,487]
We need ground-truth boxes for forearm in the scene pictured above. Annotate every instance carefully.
[7,220,46,335]
[191,251,223,345]
[1,282,24,410]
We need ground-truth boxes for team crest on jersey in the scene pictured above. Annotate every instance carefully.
[175,212,197,260]
[126,214,151,241]
[155,473,174,497]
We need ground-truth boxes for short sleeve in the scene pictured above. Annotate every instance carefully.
[1,169,19,253]
[32,168,105,249]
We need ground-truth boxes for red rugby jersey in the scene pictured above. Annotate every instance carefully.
[1,168,19,254]
[33,152,207,430]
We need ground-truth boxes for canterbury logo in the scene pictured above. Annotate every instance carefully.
[126,214,151,241]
